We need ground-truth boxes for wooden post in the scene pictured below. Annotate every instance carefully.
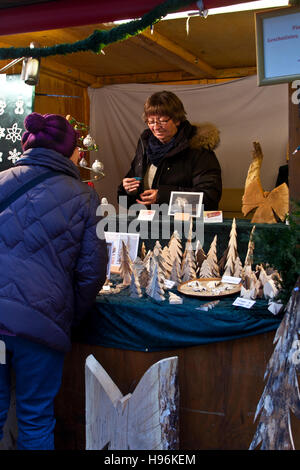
[288,83,300,210]
[85,354,179,450]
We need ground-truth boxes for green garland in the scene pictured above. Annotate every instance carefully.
[253,201,300,305]
[0,0,195,60]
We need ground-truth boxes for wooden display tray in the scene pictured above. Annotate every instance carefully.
[177,277,241,298]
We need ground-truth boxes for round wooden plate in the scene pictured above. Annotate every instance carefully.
[177,277,241,298]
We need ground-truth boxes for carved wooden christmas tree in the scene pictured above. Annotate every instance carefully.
[138,266,150,289]
[218,246,228,276]
[205,235,220,278]
[169,258,182,285]
[195,240,207,275]
[199,258,214,278]
[161,245,172,278]
[181,244,197,283]
[153,241,167,278]
[233,256,243,278]
[146,261,165,301]
[244,225,256,267]
[223,218,238,276]
[119,240,133,285]
[168,231,182,265]
[143,250,153,277]
[129,268,143,298]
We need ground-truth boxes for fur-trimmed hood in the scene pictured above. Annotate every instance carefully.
[190,122,220,151]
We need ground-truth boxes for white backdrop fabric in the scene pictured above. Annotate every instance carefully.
[88,76,288,208]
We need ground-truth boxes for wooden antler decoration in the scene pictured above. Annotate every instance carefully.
[242,142,289,223]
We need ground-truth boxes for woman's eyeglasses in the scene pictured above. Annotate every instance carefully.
[147,118,171,127]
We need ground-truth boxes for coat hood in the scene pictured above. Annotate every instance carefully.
[190,122,220,151]
[14,147,81,180]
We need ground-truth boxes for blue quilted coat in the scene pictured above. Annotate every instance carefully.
[0,148,107,352]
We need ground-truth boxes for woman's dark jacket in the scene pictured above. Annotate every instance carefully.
[117,120,222,210]
[0,148,107,352]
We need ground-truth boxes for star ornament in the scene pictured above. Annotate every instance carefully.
[242,142,289,224]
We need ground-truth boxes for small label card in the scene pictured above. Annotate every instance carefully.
[174,212,191,222]
[102,285,111,291]
[232,297,256,309]
[204,210,223,223]
[222,275,241,284]
[164,279,176,289]
[137,209,156,221]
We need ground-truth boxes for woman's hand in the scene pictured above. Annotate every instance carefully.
[123,178,141,193]
[136,189,158,205]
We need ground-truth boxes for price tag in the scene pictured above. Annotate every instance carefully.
[232,297,256,309]
[222,275,241,284]
[164,279,175,289]
[137,210,156,221]
[102,285,111,291]
[204,210,223,223]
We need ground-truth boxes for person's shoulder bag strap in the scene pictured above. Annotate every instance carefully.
[0,170,62,214]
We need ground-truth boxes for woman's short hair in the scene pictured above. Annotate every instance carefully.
[143,91,187,123]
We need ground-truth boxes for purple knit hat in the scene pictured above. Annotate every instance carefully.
[21,112,78,158]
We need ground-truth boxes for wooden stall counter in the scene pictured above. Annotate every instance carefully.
[55,330,300,450]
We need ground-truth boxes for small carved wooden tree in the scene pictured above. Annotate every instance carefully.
[168,231,182,265]
[119,240,133,285]
[223,218,238,276]
[205,235,220,278]
[195,240,207,275]
[146,261,165,301]
[181,244,197,283]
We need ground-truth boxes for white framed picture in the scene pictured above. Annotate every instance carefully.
[168,191,203,218]
[104,232,140,272]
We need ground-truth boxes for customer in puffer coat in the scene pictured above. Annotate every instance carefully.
[118,90,222,210]
[0,113,107,450]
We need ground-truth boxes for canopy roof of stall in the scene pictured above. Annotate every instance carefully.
[0,1,288,86]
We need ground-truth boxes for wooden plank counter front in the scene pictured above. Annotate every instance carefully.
[54,330,300,450]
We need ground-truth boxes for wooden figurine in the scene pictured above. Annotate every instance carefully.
[85,354,179,450]
[242,142,289,223]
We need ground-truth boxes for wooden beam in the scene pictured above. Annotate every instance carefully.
[40,59,96,87]
[139,29,218,79]
[91,66,256,87]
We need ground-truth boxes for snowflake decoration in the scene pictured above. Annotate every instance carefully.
[6,122,22,144]
[8,148,21,164]
[0,127,5,139]
[14,97,24,115]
